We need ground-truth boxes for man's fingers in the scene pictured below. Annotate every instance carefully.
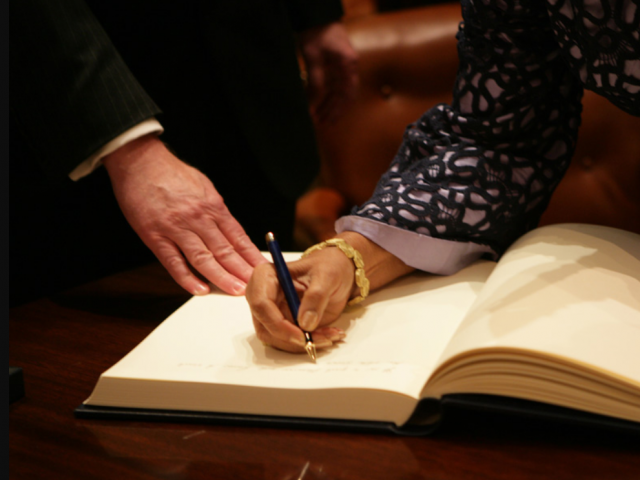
[158,203,268,295]
[103,139,268,296]
[150,239,211,296]
[148,216,266,296]
[192,225,253,286]
[177,233,250,295]
[212,210,270,272]
[146,225,249,295]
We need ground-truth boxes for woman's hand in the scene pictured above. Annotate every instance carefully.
[246,232,415,354]
[247,246,354,353]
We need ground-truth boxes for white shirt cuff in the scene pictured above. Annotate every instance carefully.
[335,215,496,275]
[68,118,164,181]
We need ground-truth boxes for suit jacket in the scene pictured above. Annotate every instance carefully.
[10,0,344,200]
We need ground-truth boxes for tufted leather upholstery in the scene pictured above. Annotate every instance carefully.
[294,2,640,248]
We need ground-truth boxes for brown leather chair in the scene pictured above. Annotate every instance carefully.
[295,2,640,247]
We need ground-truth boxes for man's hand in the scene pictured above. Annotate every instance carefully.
[103,134,268,296]
[297,21,359,124]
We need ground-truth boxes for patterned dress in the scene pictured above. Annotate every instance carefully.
[337,0,640,274]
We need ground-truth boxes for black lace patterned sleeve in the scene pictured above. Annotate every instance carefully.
[336,0,640,274]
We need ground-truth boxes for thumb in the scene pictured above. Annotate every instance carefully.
[297,278,332,331]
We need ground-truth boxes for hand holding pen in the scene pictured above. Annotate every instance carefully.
[245,233,351,357]
[246,231,414,357]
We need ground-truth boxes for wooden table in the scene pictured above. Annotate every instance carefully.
[10,262,640,479]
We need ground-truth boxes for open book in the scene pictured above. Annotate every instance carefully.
[76,224,640,434]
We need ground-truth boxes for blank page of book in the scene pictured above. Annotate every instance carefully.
[89,256,495,402]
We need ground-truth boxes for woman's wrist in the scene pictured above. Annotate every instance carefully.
[302,237,370,305]
[334,231,414,292]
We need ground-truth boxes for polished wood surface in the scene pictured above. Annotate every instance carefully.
[10,262,640,479]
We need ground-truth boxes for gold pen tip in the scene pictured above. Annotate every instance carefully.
[265,232,275,243]
[305,342,317,362]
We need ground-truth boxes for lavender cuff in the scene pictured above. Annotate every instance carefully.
[335,216,496,275]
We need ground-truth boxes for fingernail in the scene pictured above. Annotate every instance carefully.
[193,284,209,295]
[289,336,306,347]
[300,311,318,331]
[314,339,333,349]
[327,330,346,342]
[232,282,246,295]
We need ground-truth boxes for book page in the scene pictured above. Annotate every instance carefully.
[431,224,640,388]
[94,255,495,401]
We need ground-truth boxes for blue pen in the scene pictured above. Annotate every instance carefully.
[265,232,317,362]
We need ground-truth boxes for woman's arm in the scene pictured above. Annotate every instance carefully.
[339,0,584,273]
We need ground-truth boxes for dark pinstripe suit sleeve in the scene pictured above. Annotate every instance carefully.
[10,0,162,180]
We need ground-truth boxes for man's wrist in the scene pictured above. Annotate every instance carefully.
[69,118,164,181]
[102,132,166,177]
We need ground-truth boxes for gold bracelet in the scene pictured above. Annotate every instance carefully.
[301,238,370,306]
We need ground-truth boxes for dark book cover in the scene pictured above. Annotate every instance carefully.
[74,394,640,436]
